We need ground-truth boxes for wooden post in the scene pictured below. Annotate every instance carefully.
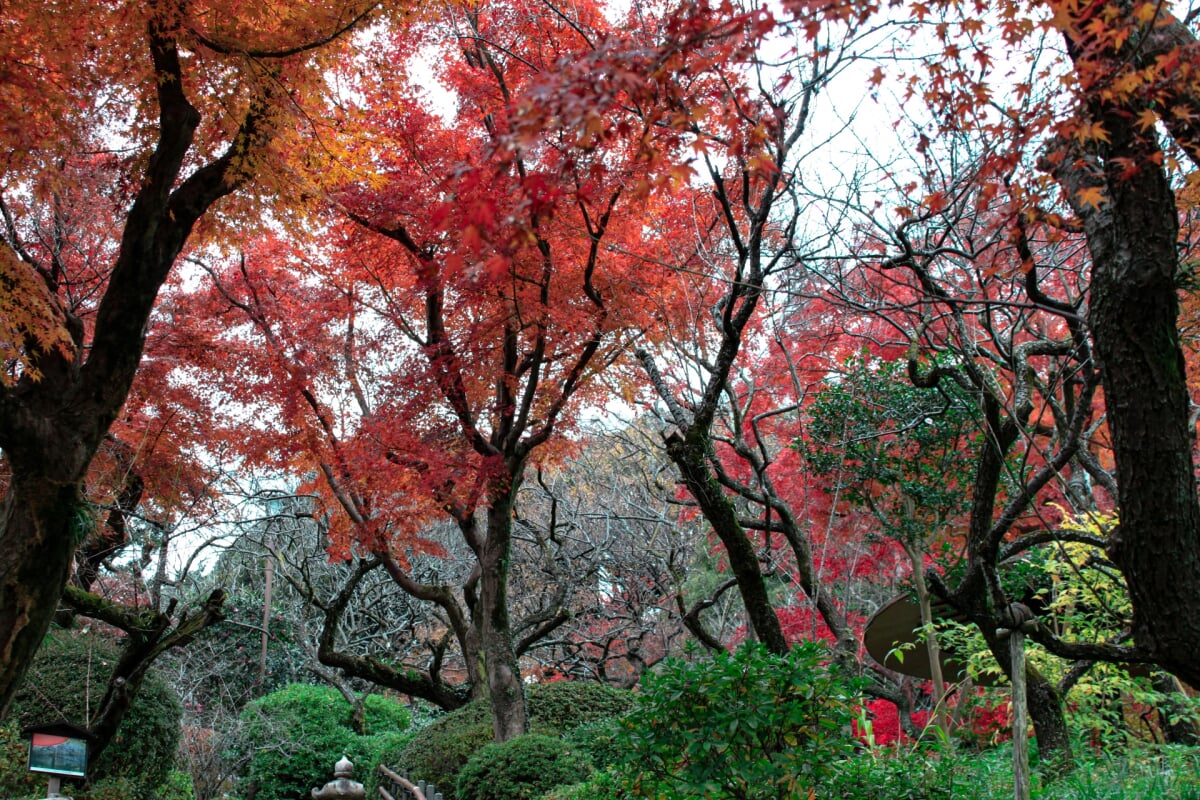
[1009,629,1030,800]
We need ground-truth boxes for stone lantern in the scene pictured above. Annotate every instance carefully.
[311,756,365,800]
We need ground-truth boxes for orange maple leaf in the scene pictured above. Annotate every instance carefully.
[1076,186,1107,211]
[1136,108,1160,131]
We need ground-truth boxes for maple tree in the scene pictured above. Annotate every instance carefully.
[770,0,1200,764]
[820,135,1118,763]
[165,0,766,741]
[0,0,376,716]
[633,1,861,659]
[774,1,1200,752]
[621,1,963,734]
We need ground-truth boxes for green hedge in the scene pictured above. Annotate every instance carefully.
[456,734,590,800]
[228,683,411,800]
[381,681,633,800]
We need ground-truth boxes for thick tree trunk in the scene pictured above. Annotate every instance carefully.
[1025,664,1073,774]
[479,501,528,743]
[0,479,82,718]
[1078,111,1200,687]
[0,9,283,718]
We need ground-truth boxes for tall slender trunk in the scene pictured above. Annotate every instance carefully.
[905,542,949,733]
[479,498,527,742]
[664,428,788,655]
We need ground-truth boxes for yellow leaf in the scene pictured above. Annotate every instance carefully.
[1076,186,1107,211]
[1073,120,1111,144]
[1134,1,1158,24]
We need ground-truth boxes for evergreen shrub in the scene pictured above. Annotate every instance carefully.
[619,642,858,800]
[387,681,632,800]
[228,683,410,800]
[455,734,589,800]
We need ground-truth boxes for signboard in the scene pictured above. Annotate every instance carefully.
[28,732,88,778]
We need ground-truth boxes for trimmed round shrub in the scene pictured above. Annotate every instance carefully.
[388,682,633,800]
[228,683,411,800]
[455,734,590,800]
[4,629,182,800]
[525,682,633,732]
[386,707,494,800]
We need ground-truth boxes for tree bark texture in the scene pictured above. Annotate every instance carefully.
[664,427,789,655]
[1081,110,1200,687]
[479,498,529,743]
[0,480,82,718]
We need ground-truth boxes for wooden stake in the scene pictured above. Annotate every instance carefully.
[1009,629,1030,800]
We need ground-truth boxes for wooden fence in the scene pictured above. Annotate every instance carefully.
[376,764,443,800]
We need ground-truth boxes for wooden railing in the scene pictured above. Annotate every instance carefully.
[377,764,443,800]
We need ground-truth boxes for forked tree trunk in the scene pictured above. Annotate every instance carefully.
[979,629,1073,773]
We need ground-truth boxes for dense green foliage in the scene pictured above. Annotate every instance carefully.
[542,744,1200,800]
[228,683,411,800]
[619,642,858,800]
[0,630,183,800]
[381,681,632,800]
[565,717,624,771]
[539,768,626,800]
[525,680,634,730]
[0,723,45,800]
[817,745,1200,800]
[801,353,978,546]
[455,734,590,800]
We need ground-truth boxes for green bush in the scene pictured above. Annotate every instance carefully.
[156,769,198,800]
[819,750,970,799]
[565,718,623,771]
[387,681,632,800]
[813,744,1200,800]
[0,722,44,800]
[456,734,590,800]
[386,709,494,800]
[2,629,183,800]
[228,683,411,800]
[537,768,626,800]
[526,681,633,732]
[618,642,858,800]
